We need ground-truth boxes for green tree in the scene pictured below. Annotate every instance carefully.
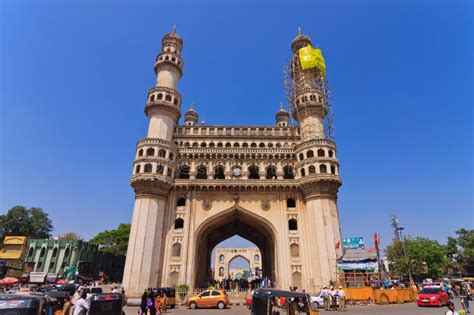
[90,223,131,256]
[0,206,53,240]
[241,269,251,280]
[385,237,448,280]
[447,229,474,276]
[58,232,83,240]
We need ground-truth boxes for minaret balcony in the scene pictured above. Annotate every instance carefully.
[154,53,183,77]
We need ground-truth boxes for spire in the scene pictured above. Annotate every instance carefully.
[190,101,195,110]
[298,26,302,36]
[173,25,177,33]
[279,101,284,110]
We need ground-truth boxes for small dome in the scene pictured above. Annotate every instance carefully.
[291,27,312,52]
[162,25,183,46]
[276,102,290,125]
[184,103,199,125]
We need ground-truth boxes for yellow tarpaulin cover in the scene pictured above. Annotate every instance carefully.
[298,45,326,76]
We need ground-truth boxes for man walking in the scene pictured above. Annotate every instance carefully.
[337,286,346,311]
[321,286,330,311]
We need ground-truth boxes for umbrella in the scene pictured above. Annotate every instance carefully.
[0,277,19,285]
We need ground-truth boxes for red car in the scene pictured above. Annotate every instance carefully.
[416,286,450,307]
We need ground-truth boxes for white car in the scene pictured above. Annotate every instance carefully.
[310,293,324,308]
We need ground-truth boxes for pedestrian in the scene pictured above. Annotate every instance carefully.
[72,290,90,315]
[112,286,118,293]
[161,293,168,313]
[446,301,460,315]
[147,289,157,315]
[321,286,330,311]
[337,286,346,311]
[140,290,147,315]
[330,286,337,310]
[62,294,72,315]
[155,294,162,315]
[121,288,128,307]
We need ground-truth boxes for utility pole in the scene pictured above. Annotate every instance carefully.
[390,215,414,286]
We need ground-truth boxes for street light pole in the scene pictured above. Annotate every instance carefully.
[390,215,414,286]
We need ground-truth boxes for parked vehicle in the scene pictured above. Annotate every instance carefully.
[251,289,319,315]
[185,289,229,310]
[416,286,450,307]
[0,294,56,315]
[155,287,176,308]
[88,292,123,315]
[309,292,324,308]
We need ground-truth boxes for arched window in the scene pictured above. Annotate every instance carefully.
[158,149,166,158]
[317,149,325,157]
[307,150,314,158]
[144,163,153,173]
[225,142,231,148]
[165,94,172,102]
[52,247,58,258]
[259,143,265,148]
[196,165,207,179]
[177,198,186,207]
[248,165,259,179]
[150,94,155,102]
[138,149,144,157]
[169,271,179,287]
[178,164,190,179]
[290,243,300,257]
[254,255,260,262]
[299,153,304,161]
[328,150,334,158]
[209,142,215,148]
[219,267,224,276]
[173,98,178,105]
[156,164,164,174]
[184,142,190,148]
[331,165,336,174]
[292,272,302,290]
[192,142,198,148]
[233,143,240,148]
[320,164,327,174]
[219,255,225,262]
[308,165,316,174]
[172,243,181,257]
[64,247,70,258]
[169,153,174,161]
[242,143,249,148]
[201,142,207,148]
[283,165,294,179]
[288,219,298,231]
[167,168,173,177]
[287,198,296,208]
[28,247,34,257]
[157,93,163,100]
[217,142,223,148]
[300,168,306,177]
[214,166,225,179]
[40,247,46,258]
[135,164,141,174]
[265,166,277,179]
[250,143,257,148]
[146,148,155,156]
[174,218,184,229]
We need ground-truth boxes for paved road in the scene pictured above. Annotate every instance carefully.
[124,300,464,314]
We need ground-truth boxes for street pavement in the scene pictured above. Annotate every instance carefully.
[124,300,464,314]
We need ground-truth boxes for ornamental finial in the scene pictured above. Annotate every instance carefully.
[298,26,302,35]
[279,101,284,110]
[190,102,195,110]
[173,25,177,33]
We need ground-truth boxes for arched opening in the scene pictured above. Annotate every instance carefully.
[299,153,304,161]
[209,142,215,148]
[52,247,58,258]
[242,143,249,148]
[214,166,225,179]
[233,143,240,148]
[144,163,153,173]
[40,247,46,258]
[158,149,166,158]
[134,164,140,174]
[172,243,181,257]
[196,165,207,179]
[157,93,163,100]
[178,164,190,179]
[286,198,296,208]
[156,164,164,174]
[174,218,184,229]
[331,165,336,174]
[28,247,34,257]
[227,255,251,280]
[283,165,294,179]
[288,219,298,231]
[292,272,302,290]
[320,164,328,174]
[177,198,186,207]
[150,94,155,102]
[169,271,179,287]
[328,150,334,158]
[219,255,225,262]
[169,153,174,161]
[219,267,224,277]
[194,207,276,288]
[200,142,207,148]
[300,168,306,177]
[146,148,155,156]
[250,143,257,148]
[217,142,223,148]
[290,243,300,257]
[259,143,265,148]
[138,149,144,157]
[317,149,325,157]
[265,166,277,179]
[248,165,260,179]
[254,255,260,262]
[307,150,314,158]
[225,142,232,148]
[308,165,316,174]
[64,247,70,259]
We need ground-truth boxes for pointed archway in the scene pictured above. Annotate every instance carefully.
[193,206,277,287]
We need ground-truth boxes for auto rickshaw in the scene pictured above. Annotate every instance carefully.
[0,294,54,315]
[251,289,320,315]
[88,293,123,315]
[155,287,176,308]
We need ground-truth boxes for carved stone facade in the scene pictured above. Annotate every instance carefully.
[122,28,343,297]
[213,247,262,281]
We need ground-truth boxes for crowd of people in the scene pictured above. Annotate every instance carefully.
[139,288,170,315]
[320,285,346,311]
[203,276,272,291]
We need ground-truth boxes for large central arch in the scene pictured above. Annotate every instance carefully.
[193,206,277,287]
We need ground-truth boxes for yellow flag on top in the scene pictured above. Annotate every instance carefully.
[298,44,326,76]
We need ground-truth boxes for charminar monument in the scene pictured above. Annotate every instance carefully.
[123,27,343,297]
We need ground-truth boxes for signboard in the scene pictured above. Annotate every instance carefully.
[342,237,365,250]
[29,271,47,283]
[338,261,378,271]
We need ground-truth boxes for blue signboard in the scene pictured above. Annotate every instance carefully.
[342,237,365,250]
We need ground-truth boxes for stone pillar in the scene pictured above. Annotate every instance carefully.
[122,195,168,297]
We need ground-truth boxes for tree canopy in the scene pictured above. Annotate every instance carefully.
[385,237,448,280]
[0,206,53,240]
[446,229,474,276]
[58,232,83,240]
[90,223,130,256]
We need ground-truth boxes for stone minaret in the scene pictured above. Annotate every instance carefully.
[122,27,183,296]
[291,30,343,286]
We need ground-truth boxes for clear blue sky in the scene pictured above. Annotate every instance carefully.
[1,1,472,252]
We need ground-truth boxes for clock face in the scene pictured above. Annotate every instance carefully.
[232,167,241,177]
